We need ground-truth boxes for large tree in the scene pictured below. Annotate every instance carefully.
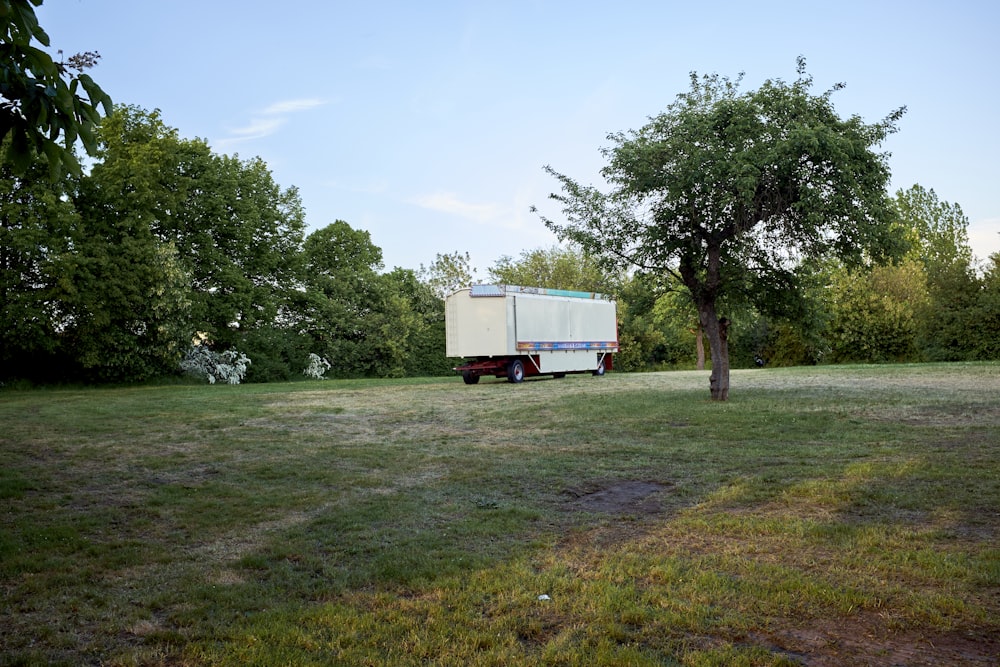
[53,213,191,382]
[894,184,979,360]
[298,221,418,378]
[538,58,906,399]
[82,106,307,349]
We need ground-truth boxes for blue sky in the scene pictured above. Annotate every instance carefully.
[38,1,1000,274]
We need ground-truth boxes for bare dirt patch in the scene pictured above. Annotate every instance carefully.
[757,612,1000,666]
[563,480,668,514]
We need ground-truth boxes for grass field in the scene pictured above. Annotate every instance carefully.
[1,364,998,666]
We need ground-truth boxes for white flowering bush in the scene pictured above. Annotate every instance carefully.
[180,345,251,384]
[303,353,331,380]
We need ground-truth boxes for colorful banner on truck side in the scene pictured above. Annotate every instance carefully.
[516,340,619,352]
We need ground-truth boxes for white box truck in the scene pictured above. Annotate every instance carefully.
[445,284,619,384]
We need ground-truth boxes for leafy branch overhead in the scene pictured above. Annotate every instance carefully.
[0,0,113,176]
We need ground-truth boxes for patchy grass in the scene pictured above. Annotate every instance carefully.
[1,364,998,665]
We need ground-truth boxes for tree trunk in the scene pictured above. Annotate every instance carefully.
[700,303,730,401]
[695,323,705,370]
[680,242,728,400]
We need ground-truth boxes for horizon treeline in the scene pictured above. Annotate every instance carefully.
[2,106,997,385]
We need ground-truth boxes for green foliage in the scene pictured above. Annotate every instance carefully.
[54,228,192,382]
[488,244,620,293]
[539,58,907,398]
[298,221,383,378]
[615,274,694,371]
[88,107,307,350]
[917,261,982,361]
[0,147,76,381]
[418,250,476,299]
[386,267,455,377]
[296,222,435,379]
[756,260,833,366]
[894,185,984,361]
[896,184,972,269]
[827,260,928,363]
[761,321,822,367]
[0,0,112,177]
[237,327,312,383]
[967,254,1000,360]
[614,302,667,372]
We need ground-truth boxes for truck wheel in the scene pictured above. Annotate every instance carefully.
[462,371,480,385]
[592,360,606,376]
[507,359,525,383]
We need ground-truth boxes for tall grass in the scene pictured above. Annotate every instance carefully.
[1,364,997,665]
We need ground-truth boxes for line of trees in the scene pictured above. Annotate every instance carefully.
[482,209,1000,373]
[2,11,997,388]
[616,230,1000,371]
[0,106,455,384]
[1,104,997,386]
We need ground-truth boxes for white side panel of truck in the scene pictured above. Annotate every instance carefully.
[511,292,617,348]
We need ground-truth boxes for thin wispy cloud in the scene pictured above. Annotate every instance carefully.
[225,117,286,141]
[262,99,326,115]
[215,98,327,150]
[412,192,503,225]
[410,191,543,236]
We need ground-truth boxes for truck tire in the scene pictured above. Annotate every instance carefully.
[507,359,525,383]
[462,371,480,385]
[592,360,606,376]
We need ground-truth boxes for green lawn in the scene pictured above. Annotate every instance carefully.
[1,364,998,665]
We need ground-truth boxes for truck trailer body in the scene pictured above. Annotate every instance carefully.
[445,284,619,383]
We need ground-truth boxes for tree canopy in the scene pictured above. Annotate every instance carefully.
[418,251,477,299]
[488,244,619,294]
[538,58,907,399]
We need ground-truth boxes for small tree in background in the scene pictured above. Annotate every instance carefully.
[488,244,619,294]
[419,251,477,299]
[180,345,251,384]
[894,184,980,360]
[303,353,331,380]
